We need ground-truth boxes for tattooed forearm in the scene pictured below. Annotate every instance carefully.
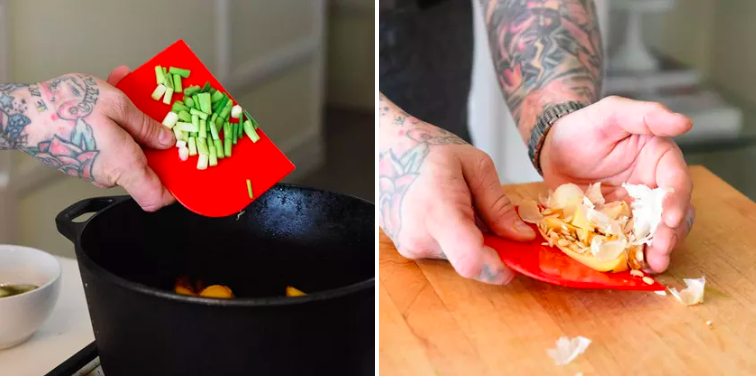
[379,94,466,244]
[0,74,101,181]
[481,0,603,142]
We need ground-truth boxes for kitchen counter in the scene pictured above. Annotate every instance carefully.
[0,256,93,376]
[379,166,756,375]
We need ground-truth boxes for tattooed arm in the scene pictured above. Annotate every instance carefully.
[0,66,176,211]
[480,1,694,273]
[480,0,602,142]
[379,92,535,285]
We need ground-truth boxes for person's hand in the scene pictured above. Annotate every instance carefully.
[379,120,536,285]
[540,96,694,273]
[11,66,176,211]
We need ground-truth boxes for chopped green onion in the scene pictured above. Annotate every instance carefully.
[199,119,207,136]
[200,82,212,93]
[151,85,167,101]
[190,108,208,120]
[214,139,224,159]
[210,113,218,128]
[179,146,189,161]
[224,134,232,157]
[175,122,198,133]
[213,94,229,113]
[219,100,233,120]
[190,132,198,138]
[209,87,217,95]
[162,67,168,75]
[162,112,178,129]
[232,123,239,144]
[192,95,200,110]
[231,105,242,119]
[172,74,183,93]
[185,97,195,109]
[210,122,220,140]
[177,110,191,122]
[197,154,208,170]
[172,101,189,113]
[243,120,260,143]
[184,85,201,96]
[169,67,191,78]
[176,140,187,148]
[208,142,218,167]
[211,90,224,103]
[163,71,173,90]
[247,179,253,199]
[155,66,164,85]
[191,114,199,127]
[197,137,209,155]
[174,128,186,142]
[246,112,259,129]
[188,137,197,156]
[197,93,212,114]
[162,87,174,105]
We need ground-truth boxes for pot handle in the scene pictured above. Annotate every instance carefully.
[55,196,129,242]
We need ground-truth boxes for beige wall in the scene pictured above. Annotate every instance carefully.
[326,2,375,110]
[643,0,716,77]
[641,0,756,105]
[4,0,326,257]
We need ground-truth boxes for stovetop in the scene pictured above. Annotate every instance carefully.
[45,342,102,376]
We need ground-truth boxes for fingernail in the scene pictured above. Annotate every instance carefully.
[158,128,173,146]
[514,220,535,236]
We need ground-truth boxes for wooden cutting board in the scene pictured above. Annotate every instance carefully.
[379,166,756,376]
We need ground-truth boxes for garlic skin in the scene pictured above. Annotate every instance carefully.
[622,183,673,246]
[547,336,592,366]
[668,276,706,305]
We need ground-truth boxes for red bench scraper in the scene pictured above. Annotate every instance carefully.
[484,226,665,291]
[116,40,295,217]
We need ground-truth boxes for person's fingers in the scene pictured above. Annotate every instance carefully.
[106,66,131,86]
[590,96,693,141]
[426,206,515,285]
[655,145,693,229]
[646,205,694,273]
[460,153,535,241]
[109,138,175,211]
[106,91,175,149]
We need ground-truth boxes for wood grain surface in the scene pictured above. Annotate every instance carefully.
[379,166,756,375]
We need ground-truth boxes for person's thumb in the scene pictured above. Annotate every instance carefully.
[107,92,175,150]
[106,65,131,86]
[460,152,535,241]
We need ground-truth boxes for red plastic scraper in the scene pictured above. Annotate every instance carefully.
[483,228,666,291]
[116,40,295,217]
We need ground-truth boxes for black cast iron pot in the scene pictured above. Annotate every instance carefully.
[56,185,375,376]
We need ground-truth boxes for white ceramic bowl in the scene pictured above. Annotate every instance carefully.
[0,245,61,350]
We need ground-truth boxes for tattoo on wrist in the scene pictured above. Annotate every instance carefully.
[482,0,603,141]
[0,74,101,181]
[379,93,420,127]
[0,84,32,150]
[379,120,467,247]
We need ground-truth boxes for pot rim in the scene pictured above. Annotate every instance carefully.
[75,184,375,307]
